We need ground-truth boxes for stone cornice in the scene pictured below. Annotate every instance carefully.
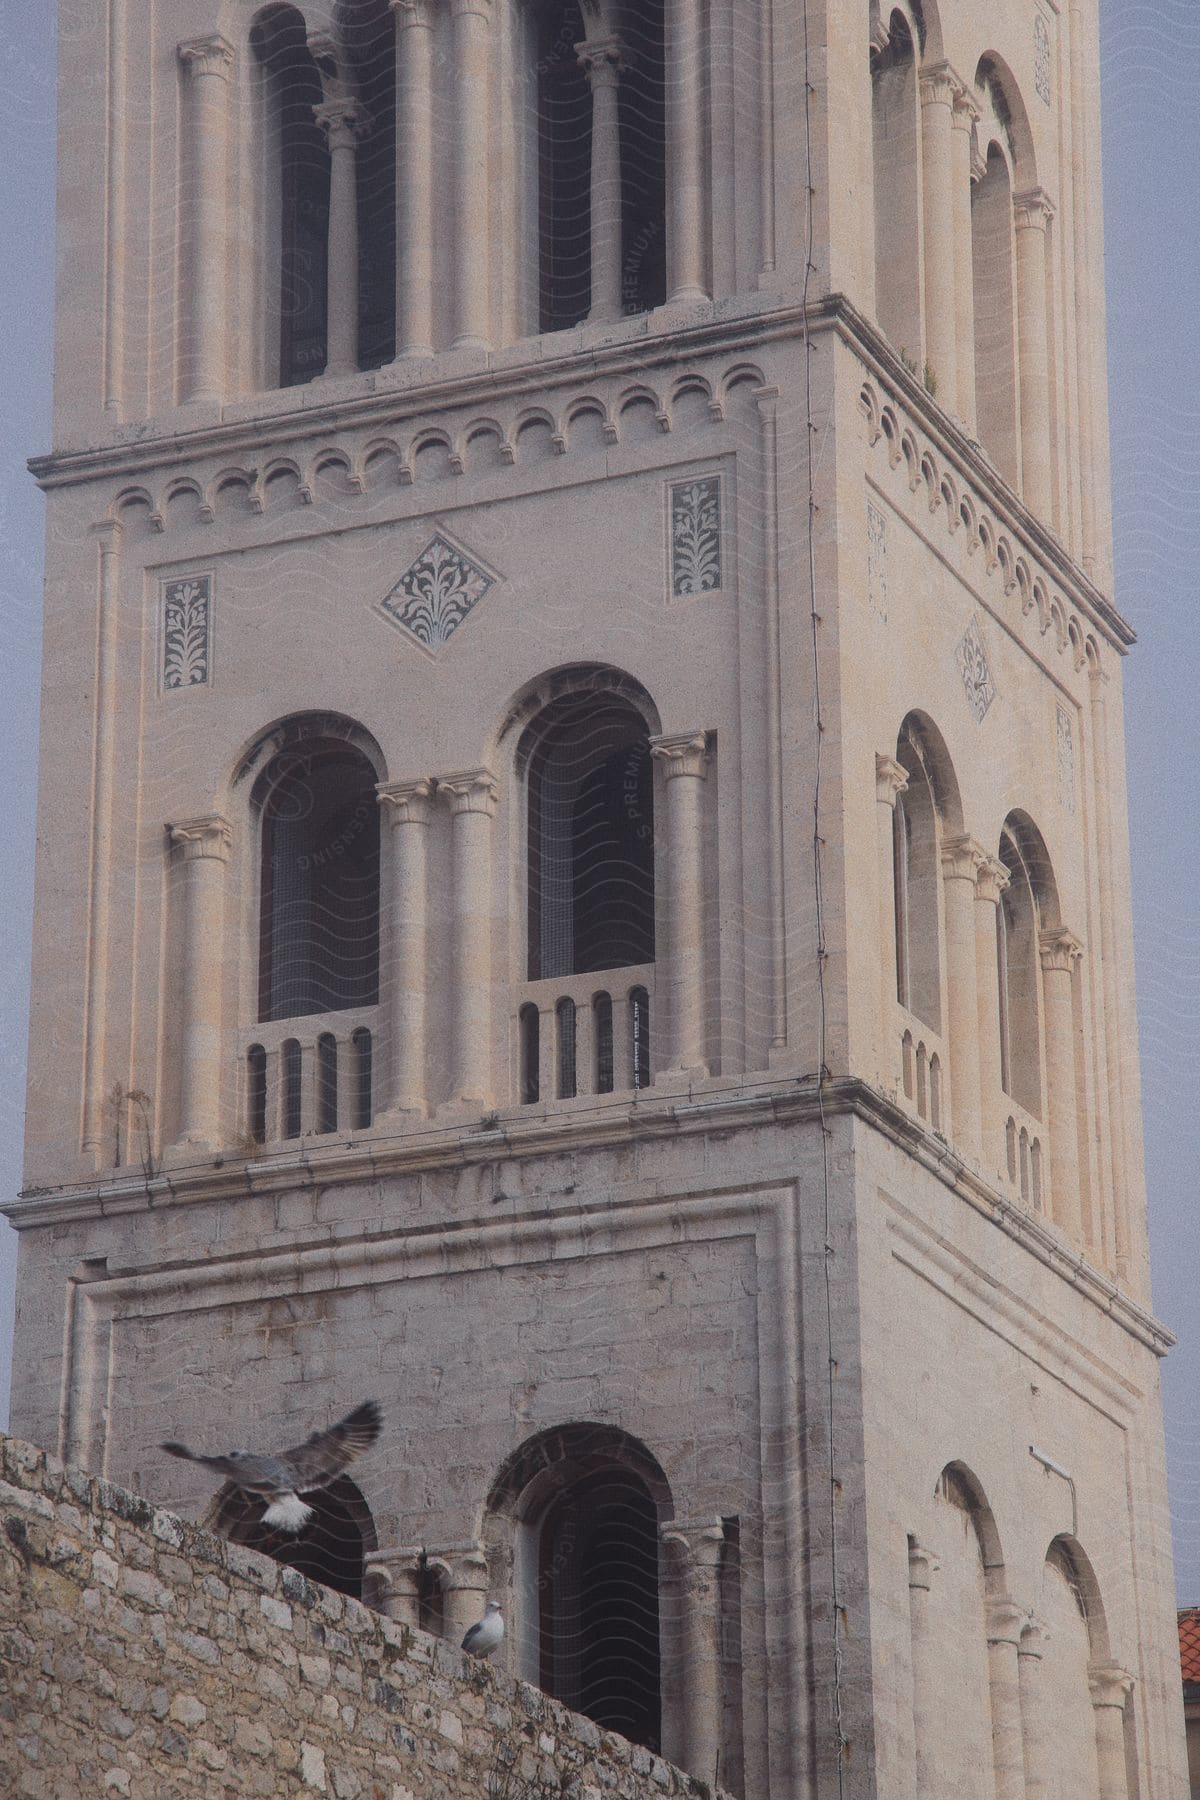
[26,293,1132,651]
[4,1074,1172,1357]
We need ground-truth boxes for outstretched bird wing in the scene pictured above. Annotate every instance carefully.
[160,1442,274,1483]
[277,1399,383,1492]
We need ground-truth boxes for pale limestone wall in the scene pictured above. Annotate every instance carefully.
[0,1429,720,1800]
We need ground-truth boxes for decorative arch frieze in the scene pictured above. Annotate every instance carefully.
[859,376,1115,677]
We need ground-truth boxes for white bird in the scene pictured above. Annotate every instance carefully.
[161,1399,382,1534]
[461,1600,504,1658]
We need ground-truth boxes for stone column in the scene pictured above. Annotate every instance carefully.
[367,1550,423,1627]
[920,63,959,408]
[443,1547,491,1644]
[377,780,434,1116]
[441,770,498,1108]
[1040,926,1085,1240]
[82,522,123,1159]
[315,98,369,378]
[941,835,986,1157]
[908,1540,940,1800]
[649,732,710,1077]
[1018,1618,1050,1800]
[451,0,493,349]
[168,816,233,1149]
[986,1597,1028,1800]
[392,0,435,358]
[951,87,980,429]
[1014,187,1056,521]
[975,855,1011,1178]
[875,754,908,1017]
[177,35,235,403]
[1088,1664,1134,1800]
[660,1520,725,1786]
[577,36,624,322]
[665,0,707,304]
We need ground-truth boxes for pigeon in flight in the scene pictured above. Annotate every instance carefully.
[462,1600,504,1659]
[161,1399,382,1534]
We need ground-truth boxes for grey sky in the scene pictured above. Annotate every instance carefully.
[1,3,1197,1593]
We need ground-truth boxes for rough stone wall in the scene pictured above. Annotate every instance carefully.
[0,1432,718,1800]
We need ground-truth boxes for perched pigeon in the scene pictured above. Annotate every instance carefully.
[462,1600,504,1659]
[161,1399,382,1534]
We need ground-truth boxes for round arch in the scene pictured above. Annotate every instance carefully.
[229,709,388,805]
[896,709,964,833]
[485,1424,673,1754]
[936,1460,1006,1587]
[202,1473,378,1600]
[999,808,1061,925]
[1043,1533,1113,1663]
[974,52,1038,188]
[494,662,662,768]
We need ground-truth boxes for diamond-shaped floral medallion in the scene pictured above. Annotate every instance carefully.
[377,532,499,654]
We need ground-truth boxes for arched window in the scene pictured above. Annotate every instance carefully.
[253,4,396,385]
[532,0,666,332]
[538,1,593,331]
[256,740,381,1022]
[524,692,655,981]
[892,722,942,1031]
[616,0,667,316]
[204,1474,377,1600]
[972,115,1019,483]
[253,7,331,387]
[340,0,397,368]
[996,821,1044,1117]
[485,1425,672,1758]
[870,10,922,362]
[539,1468,662,1749]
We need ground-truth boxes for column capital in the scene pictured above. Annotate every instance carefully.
[1014,186,1057,232]
[1039,925,1084,974]
[940,833,988,883]
[177,34,235,79]
[975,854,1011,906]
[1018,1616,1049,1660]
[649,731,710,780]
[314,98,371,144]
[875,753,909,807]
[952,86,982,128]
[919,60,960,109]
[986,1596,1028,1648]
[1088,1663,1134,1711]
[440,1545,489,1592]
[907,1539,939,1590]
[576,34,624,85]
[440,768,499,817]
[869,13,891,55]
[660,1517,725,1574]
[391,0,437,23]
[377,778,434,826]
[450,0,493,17]
[168,814,232,863]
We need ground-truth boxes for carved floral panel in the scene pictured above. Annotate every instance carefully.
[867,501,888,622]
[378,533,498,653]
[669,475,722,596]
[1057,703,1076,813]
[162,574,212,689]
[1034,14,1051,105]
[955,617,996,722]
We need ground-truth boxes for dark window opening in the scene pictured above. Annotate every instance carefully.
[629,985,651,1089]
[317,1032,338,1132]
[254,7,331,388]
[247,1044,268,1143]
[282,1037,303,1138]
[519,1003,541,1105]
[258,743,381,1023]
[204,1475,370,1599]
[526,696,655,981]
[538,1,593,331]
[342,0,397,367]
[351,1027,373,1129]
[538,1469,661,1753]
[593,991,614,1093]
[617,0,667,315]
[557,996,578,1098]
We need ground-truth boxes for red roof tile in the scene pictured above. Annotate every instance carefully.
[1178,1609,1200,1682]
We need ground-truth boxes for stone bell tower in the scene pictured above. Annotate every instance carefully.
[7,0,1188,1793]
